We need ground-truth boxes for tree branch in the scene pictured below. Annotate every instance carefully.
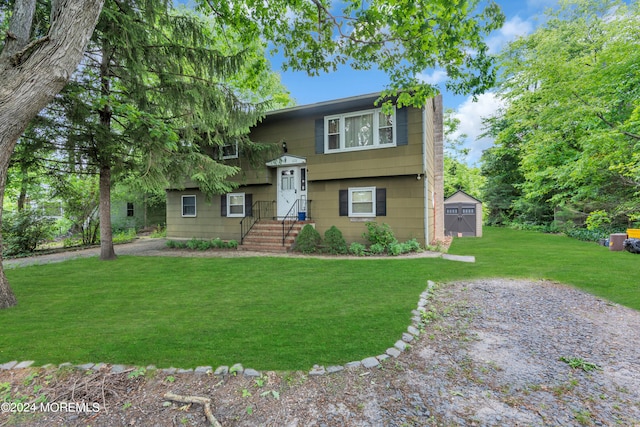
[163,392,222,427]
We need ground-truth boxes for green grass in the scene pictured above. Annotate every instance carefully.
[0,226,638,370]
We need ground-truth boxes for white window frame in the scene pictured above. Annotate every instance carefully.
[182,195,197,217]
[226,192,245,217]
[348,186,376,217]
[222,141,239,159]
[324,108,396,153]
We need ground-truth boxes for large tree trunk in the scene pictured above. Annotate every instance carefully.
[99,165,117,260]
[0,0,104,309]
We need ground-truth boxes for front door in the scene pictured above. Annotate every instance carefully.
[277,166,307,219]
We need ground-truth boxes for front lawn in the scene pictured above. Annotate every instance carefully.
[0,226,637,369]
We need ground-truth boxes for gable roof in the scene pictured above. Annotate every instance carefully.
[260,92,385,123]
[444,190,483,204]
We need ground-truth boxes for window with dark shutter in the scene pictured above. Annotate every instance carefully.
[220,195,227,217]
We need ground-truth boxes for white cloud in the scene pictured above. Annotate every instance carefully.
[450,92,505,165]
[417,69,448,86]
[486,16,534,53]
[526,0,557,9]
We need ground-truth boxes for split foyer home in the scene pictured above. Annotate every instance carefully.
[166,92,445,251]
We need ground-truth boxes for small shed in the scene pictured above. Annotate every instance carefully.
[444,190,483,237]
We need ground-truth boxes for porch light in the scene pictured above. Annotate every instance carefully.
[282,141,288,153]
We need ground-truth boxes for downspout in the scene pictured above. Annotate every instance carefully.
[422,105,429,246]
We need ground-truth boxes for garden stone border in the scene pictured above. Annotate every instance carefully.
[0,281,438,378]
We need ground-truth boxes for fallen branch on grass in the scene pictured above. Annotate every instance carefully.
[163,391,221,427]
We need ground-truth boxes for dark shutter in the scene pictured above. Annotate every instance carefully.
[245,193,252,216]
[220,195,227,217]
[396,107,408,146]
[339,190,348,216]
[376,188,387,216]
[315,118,324,154]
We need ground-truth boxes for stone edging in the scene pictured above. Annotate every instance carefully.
[0,281,438,377]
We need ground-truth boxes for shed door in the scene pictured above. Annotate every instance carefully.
[445,203,476,237]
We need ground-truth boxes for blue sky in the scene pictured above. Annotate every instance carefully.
[271,0,559,165]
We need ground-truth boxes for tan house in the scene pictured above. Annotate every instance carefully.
[166,92,445,251]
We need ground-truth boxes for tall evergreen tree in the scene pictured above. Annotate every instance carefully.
[54,1,289,260]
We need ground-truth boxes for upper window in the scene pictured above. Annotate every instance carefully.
[126,202,134,217]
[325,108,396,153]
[227,193,245,217]
[182,195,196,217]
[222,141,239,159]
[349,187,376,217]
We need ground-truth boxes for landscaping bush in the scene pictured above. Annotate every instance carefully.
[368,243,386,255]
[227,239,238,249]
[403,238,422,253]
[388,242,406,256]
[349,242,366,256]
[323,226,347,254]
[2,210,55,256]
[362,222,397,250]
[293,224,322,253]
[112,228,137,244]
[564,228,609,242]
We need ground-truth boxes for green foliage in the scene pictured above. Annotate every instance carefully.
[323,226,347,255]
[348,242,366,256]
[368,243,386,255]
[404,238,422,253]
[484,1,640,228]
[55,175,100,246]
[196,0,505,107]
[585,210,611,232]
[166,238,236,250]
[150,227,166,238]
[559,356,601,372]
[564,228,609,243]
[388,242,406,256]
[293,224,322,254]
[362,222,397,250]
[2,210,55,256]
[112,229,137,245]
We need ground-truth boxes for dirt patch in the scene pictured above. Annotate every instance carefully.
[2,278,639,426]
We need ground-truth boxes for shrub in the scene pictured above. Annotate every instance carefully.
[293,224,322,253]
[362,222,396,250]
[349,242,366,256]
[564,228,608,242]
[186,238,201,250]
[388,242,407,256]
[323,226,347,254]
[150,226,166,238]
[586,210,611,232]
[227,240,238,249]
[368,243,386,255]
[112,228,137,244]
[212,238,224,248]
[403,238,422,253]
[3,210,55,256]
